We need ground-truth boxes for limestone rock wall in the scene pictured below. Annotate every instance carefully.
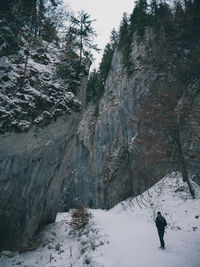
[0,77,87,251]
[64,29,200,210]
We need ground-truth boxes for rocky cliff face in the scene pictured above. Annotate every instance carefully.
[64,28,200,210]
[0,76,88,250]
[0,26,200,251]
[0,40,88,251]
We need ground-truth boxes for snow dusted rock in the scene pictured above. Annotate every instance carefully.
[0,41,87,251]
[0,43,82,134]
[10,119,31,131]
[0,251,17,258]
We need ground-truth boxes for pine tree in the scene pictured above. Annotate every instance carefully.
[86,30,117,104]
[130,0,149,37]
[184,0,200,40]
[109,28,118,50]
[118,12,130,49]
[99,43,114,83]
[86,69,102,104]
[68,10,99,71]
[149,0,159,25]
[173,1,185,40]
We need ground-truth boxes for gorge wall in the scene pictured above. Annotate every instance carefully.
[0,27,200,251]
[0,41,88,251]
[63,28,200,210]
[0,107,84,251]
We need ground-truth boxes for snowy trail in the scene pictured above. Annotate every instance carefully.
[0,173,200,267]
[93,210,155,267]
[92,209,200,267]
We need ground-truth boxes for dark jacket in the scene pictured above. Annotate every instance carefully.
[155,215,167,231]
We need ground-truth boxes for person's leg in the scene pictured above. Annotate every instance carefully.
[160,230,165,248]
[158,229,162,247]
[158,229,165,248]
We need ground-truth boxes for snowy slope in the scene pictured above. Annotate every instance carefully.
[0,172,200,267]
[91,172,200,267]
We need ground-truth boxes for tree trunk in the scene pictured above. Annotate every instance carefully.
[171,129,195,198]
[38,0,44,37]
[79,23,83,70]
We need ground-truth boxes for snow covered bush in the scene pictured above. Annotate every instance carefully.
[69,206,91,234]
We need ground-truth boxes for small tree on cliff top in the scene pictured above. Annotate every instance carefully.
[68,10,99,71]
[86,29,117,104]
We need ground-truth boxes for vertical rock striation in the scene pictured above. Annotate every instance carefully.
[64,29,200,209]
[0,75,87,251]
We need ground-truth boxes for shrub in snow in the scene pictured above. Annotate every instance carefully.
[0,251,17,258]
[69,206,91,234]
[55,242,61,251]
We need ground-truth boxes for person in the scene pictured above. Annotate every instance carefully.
[155,211,167,250]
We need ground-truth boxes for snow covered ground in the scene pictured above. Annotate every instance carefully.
[0,172,200,267]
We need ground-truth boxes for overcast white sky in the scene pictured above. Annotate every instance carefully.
[64,0,134,69]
